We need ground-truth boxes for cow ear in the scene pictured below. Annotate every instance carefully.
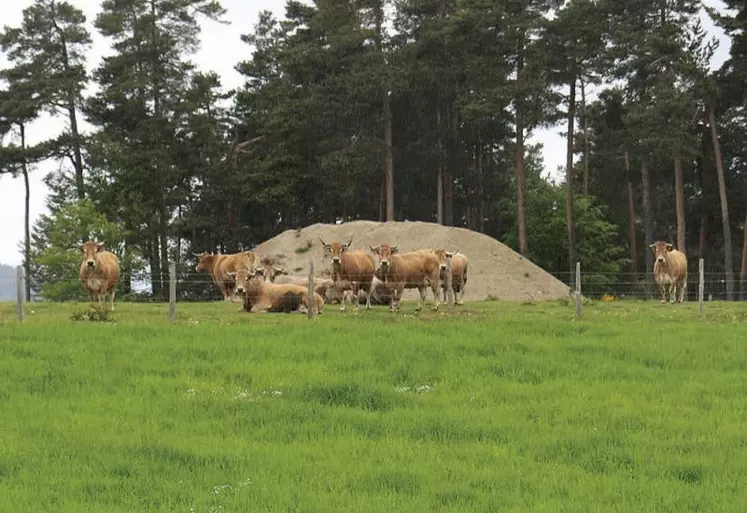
[445,252,453,258]
[80,244,86,252]
[275,267,287,275]
[96,242,105,252]
[391,246,398,254]
[370,245,379,254]
[666,243,673,251]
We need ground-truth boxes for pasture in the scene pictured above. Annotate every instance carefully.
[0,300,745,512]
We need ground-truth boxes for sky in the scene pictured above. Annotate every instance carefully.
[0,0,732,267]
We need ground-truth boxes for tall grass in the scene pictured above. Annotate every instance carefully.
[0,300,745,512]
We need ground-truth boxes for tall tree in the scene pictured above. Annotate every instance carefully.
[86,0,226,297]
[0,0,92,199]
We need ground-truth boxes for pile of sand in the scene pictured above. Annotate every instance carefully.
[251,220,571,302]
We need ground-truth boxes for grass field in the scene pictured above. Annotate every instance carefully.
[0,299,745,512]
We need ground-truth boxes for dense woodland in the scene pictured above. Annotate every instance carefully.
[0,0,746,301]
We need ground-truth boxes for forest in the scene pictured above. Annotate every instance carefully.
[0,0,745,302]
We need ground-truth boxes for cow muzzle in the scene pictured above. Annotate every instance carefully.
[86,260,95,267]
[332,257,341,264]
[236,286,244,294]
[656,257,665,263]
[439,263,447,271]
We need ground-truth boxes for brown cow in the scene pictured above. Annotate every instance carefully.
[319,237,375,311]
[230,268,324,314]
[260,262,342,304]
[370,244,441,312]
[79,241,121,311]
[194,250,256,301]
[432,249,469,305]
[650,241,688,303]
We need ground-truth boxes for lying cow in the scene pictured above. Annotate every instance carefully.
[432,249,469,305]
[80,241,121,311]
[370,244,441,312]
[356,275,392,305]
[650,241,688,303]
[259,261,343,303]
[320,237,375,311]
[194,250,256,301]
[230,267,324,314]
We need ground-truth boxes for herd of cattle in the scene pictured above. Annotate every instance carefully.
[78,237,469,314]
[77,235,688,313]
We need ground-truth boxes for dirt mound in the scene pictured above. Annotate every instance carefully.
[251,220,571,302]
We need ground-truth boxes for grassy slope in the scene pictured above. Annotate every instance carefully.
[0,300,745,512]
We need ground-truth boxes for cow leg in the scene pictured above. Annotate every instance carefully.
[658,282,667,303]
[364,282,372,310]
[457,280,465,305]
[431,281,440,311]
[414,286,426,311]
[110,288,116,311]
[678,282,687,303]
[340,288,347,312]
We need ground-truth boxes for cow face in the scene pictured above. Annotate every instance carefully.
[81,241,105,268]
[369,244,398,277]
[432,249,458,273]
[650,241,674,264]
[230,267,264,295]
[261,263,287,282]
[193,252,212,272]
[320,237,352,271]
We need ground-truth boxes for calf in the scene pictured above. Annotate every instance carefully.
[432,249,469,305]
[319,237,375,311]
[79,241,121,311]
[370,244,441,312]
[650,241,688,303]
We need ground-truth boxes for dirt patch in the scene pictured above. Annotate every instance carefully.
[251,220,571,302]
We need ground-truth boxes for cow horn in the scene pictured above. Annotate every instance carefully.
[319,237,329,247]
[345,237,353,247]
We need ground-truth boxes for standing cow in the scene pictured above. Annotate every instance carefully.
[650,241,688,303]
[370,244,441,312]
[79,241,121,311]
[432,249,469,305]
[194,250,256,301]
[319,237,375,311]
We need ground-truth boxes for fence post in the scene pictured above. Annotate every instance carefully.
[16,265,24,322]
[446,256,454,312]
[307,259,316,319]
[698,258,704,317]
[169,262,176,322]
[574,261,582,321]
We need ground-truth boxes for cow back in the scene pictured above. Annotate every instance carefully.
[389,251,440,285]
[340,250,375,284]
[666,249,688,282]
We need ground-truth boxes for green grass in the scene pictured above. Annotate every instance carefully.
[0,299,745,512]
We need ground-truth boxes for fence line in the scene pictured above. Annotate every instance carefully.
[4,257,747,322]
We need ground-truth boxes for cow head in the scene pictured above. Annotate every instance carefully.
[229,267,265,295]
[261,262,287,282]
[81,241,105,268]
[649,241,674,264]
[369,244,398,279]
[193,252,213,273]
[432,248,459,274]
[320,237,352,273]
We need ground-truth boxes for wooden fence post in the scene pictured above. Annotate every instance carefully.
[574,261,582,321]
[169,262,176,322]
[16,265,24,322]
[446,256,454,312]
[307,260,316,319]
[698,258,704,317]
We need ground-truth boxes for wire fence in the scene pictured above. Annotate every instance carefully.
[2,258,745,321]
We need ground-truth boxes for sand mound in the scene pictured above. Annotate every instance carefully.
[251,220,571,302]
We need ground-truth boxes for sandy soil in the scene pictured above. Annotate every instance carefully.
[251,220,571,302]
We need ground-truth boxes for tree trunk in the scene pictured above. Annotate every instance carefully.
[384,92,394,221]
[741,206,747,301]
[642,161,653,299]
[444,105,454,225]
[566,77,576,280]
[436,105,443,224]
[674,157,686,254]
[708,103,734,300]
[581,77,590,197]
[20,124,31,302]
[624,152,637,280]
[379,173,385,222]
[476,140,485,233]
